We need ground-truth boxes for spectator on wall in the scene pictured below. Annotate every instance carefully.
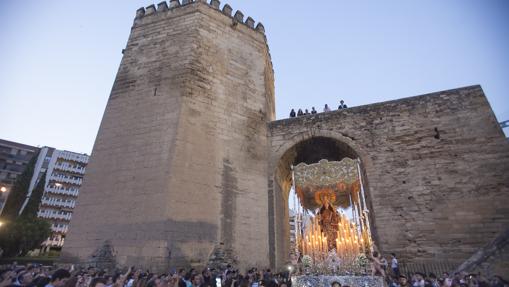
[338,100,348,109]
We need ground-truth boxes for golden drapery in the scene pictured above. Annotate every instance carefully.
[294,158,360,211]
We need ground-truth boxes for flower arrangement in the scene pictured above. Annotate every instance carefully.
[302,255,313,267]
[354,253,369,270]
[326,250,341,274]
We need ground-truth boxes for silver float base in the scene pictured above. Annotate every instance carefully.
[292,275,384,287]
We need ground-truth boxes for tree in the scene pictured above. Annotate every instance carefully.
[0,217,51,257]
[0,152,52,257]
[20,172,46,217]
[1,151,39,220]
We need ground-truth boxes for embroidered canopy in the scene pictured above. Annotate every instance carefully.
[294,158,361,210]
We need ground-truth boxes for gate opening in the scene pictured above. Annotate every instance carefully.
[274,136,375,273]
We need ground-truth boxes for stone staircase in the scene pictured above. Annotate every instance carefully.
[454,228,509,277]
[399,228,509,278]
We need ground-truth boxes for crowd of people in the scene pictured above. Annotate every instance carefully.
[369,252,507,287]
[0,259,506,287]
[289,101,349,118]
[0,263,293,287]
[385,270,508,287]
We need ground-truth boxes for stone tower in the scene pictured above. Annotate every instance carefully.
[62,0,274,271]
[63,0,509,275]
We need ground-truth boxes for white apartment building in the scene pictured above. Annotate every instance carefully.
[20,147,89,251]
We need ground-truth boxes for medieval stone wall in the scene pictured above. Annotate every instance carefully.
[269,86,509,268]
[61,0,509,273]
[63,0,274,271]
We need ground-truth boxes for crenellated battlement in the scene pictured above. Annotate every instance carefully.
[135,0,266,34]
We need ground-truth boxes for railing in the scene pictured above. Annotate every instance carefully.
[42,238,65,247]
[49,174,82,185]
[40,198,76,208]
[45,186,79,197]
[38,211,72,220]
[54,163,86,174]
[399,260,461,277]
[58,152,89,164]
[51,225,69,233]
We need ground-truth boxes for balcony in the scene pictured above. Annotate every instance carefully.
[54,163,86,174]
[42,237,65,247]
[49,174,82,185]
[51,225,69,233]
[38,210,72,221]
[57,151,89,164]
[45,186,79,197]
[40,198,76,209]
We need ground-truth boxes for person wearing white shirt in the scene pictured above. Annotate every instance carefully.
[391,253,400,277]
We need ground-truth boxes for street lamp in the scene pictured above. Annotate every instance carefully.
[0,186,8,216]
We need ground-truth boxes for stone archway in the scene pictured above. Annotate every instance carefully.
[269,132,378,269]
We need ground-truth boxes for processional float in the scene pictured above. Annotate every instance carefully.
[291,158,373,266]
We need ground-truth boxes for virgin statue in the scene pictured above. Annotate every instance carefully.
[317,192,340,251]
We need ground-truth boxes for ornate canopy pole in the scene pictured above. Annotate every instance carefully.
[356,158,373,252]
[291,165,301,258]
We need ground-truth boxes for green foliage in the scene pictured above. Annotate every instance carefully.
[1,151,39,220]
[20,172,46,218]
[0,152,52,257]
[0,217,51,257]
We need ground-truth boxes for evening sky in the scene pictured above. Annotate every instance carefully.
[1,0,508,153]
